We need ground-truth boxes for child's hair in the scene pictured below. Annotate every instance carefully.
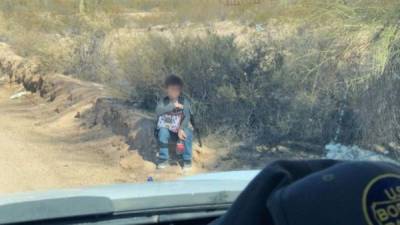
[164,74,183,88]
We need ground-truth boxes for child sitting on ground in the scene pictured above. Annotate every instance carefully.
[155,75,193,171]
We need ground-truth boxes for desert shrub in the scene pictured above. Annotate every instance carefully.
[117,24,399,147]
[118,32,345,144]
[358,28,400,146]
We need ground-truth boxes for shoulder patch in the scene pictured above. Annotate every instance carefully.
[363,174,400,225]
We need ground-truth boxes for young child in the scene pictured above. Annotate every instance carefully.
[155,75,193,170]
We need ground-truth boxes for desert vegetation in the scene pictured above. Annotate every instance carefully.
[1,0,400,154]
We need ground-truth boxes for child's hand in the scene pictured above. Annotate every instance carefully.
[174,102,184,109]
[178,129,187,140]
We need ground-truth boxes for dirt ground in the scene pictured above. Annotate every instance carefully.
[0,80,214,194]
[0,82,127,194]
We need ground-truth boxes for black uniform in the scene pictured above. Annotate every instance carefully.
[211,159,400,225]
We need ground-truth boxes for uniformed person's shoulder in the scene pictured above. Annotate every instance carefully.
[161,96,170,104]
[184,97,192,105]
[211,159,400,225]
[179,94,192,105]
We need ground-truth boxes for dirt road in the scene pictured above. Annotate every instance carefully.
[0,81,134,194]
[0,79,216,194]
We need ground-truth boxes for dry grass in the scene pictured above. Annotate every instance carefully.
[1,0,400,148]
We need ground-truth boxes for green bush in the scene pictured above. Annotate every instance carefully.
[117,32,337,144]
[116,26,400,147]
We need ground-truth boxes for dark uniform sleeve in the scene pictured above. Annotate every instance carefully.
[180,98,192,129]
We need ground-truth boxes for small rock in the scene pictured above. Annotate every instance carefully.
[256,145,270,153]
[373,144,389,154]
[74,111,81,118]
[277,145,290,152]
[255,24,264,32]
[10,91,30,99]
[388,142,400,151]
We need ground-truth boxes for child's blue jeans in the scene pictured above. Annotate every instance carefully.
[158,127,193,161]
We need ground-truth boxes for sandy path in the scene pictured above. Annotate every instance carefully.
[0,82,132,194]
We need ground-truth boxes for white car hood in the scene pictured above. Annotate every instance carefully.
[0,170,259,224]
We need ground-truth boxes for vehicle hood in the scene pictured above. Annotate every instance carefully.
[0,170,259,224]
